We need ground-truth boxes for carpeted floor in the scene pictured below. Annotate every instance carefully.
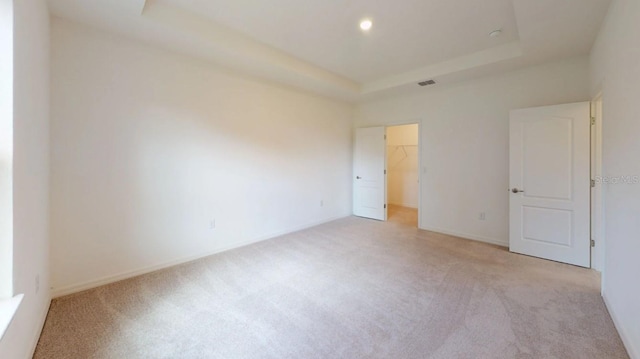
[35,216,629,358]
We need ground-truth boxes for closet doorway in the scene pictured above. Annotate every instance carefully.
[386,124,420,227]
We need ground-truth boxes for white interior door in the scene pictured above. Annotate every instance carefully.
[509,102,590,267]
[353,127,386,220]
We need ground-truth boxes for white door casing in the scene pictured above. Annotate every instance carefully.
[353,127,386,220]
[509,102,591,267]
[590,97,604,271]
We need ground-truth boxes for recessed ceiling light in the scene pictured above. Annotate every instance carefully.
[489,29,502,38]
[360,19,373,31]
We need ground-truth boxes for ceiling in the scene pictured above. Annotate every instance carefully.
[159,0,521,83]
[48,0,612,102]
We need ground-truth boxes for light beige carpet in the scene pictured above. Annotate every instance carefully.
[35,216,629,358]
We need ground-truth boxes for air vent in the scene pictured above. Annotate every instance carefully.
[418,79,436,86]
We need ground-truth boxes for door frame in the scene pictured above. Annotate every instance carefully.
[591,93,604,272]
[384,121,422,228]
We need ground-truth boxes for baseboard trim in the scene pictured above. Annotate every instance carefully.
[52,214,349,298]
[28,296,51,358]
[603,293,638,359]
[419,225,508,248]
[388,202,418,209]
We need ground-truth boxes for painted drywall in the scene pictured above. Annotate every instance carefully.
[589,0,640,357]
[386,124,419,208]
[0,0,51,358]
[50,19,353,295]
[356,57,590,246]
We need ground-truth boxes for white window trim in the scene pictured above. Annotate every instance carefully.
[0,0,14,302]
[0,294,22,340]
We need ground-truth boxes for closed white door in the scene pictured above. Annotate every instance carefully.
[353,127,386,220]
[509,102,590,267]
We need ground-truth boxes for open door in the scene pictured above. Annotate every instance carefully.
[353,127,386,220]
[509,102,591,267]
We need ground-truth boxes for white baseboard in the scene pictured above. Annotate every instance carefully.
[52,214,349,298]
[419,225,508,248]
[388,202,418,209]
[603,293,638,359]
[28,296,51,358]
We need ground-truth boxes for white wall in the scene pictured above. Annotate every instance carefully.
[0,0,51,358]
[50,19,354,296]
[590,0,640,356]
[386,124,418,208]
[356,57,590,246]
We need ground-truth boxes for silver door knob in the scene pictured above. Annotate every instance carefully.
[356,176,362,179]
[511,188,524,193]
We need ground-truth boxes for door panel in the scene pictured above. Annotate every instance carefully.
[353,127,386,220]
[522,206,572,246]
[522,117,573,199]
[509,102,590,267]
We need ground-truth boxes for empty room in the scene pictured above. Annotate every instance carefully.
[1,0,639,358]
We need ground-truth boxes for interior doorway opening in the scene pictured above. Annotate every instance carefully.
[386,124,419,227]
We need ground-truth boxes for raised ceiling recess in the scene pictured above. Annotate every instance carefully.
[49,0,612,101]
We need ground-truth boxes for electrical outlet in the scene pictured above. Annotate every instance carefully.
[209,219,216,230]
[320,200,324,207]
[479,212,486,221]
[35,274,40,294]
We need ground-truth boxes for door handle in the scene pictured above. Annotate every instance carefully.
[356,176,362,179]
[511,188,525,193]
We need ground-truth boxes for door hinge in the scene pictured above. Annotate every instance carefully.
[384,134,387,140]
[384,169,387,174]
[591,179,596,188]
[384,204,387,209]
[591,239,595,247]
[591,117,596,126]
